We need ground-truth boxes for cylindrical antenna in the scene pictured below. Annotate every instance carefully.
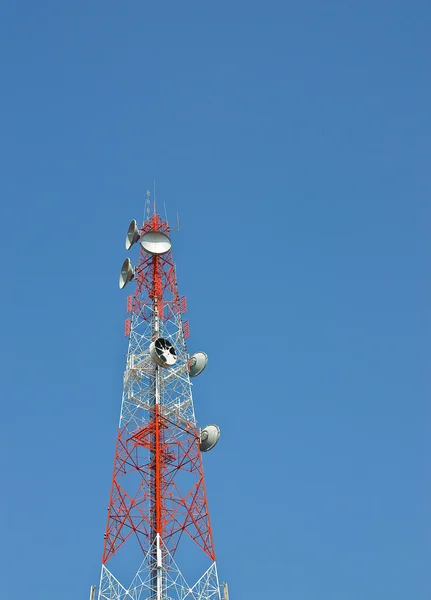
[223,582,229,600]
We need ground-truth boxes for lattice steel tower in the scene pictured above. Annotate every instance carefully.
[90,203,228,600]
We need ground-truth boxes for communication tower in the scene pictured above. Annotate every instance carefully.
[91,204,228,600]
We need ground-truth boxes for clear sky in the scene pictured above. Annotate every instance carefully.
[0,2,429,599]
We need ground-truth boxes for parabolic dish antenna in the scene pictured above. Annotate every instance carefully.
[150,338,177,368]
[140,231,171,255]
[125,219,140,250]
[189,352,208,378]
[119,258,134,289]
[200,424,220,452]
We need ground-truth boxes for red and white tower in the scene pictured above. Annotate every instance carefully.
[92,202,227,600]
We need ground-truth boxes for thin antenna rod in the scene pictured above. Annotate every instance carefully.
[153,179,156,215]
[145,189,151,224]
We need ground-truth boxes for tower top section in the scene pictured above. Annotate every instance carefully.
[125,213,171,250]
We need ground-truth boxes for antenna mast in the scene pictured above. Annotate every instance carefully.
[92,205,226,600]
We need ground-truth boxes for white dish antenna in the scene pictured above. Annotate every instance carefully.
[189,352,208,378]
[150,338,177,368]
[119,258,134,289]
[125,219,140,250]
[141,231,171,255]
[200,424,220,452]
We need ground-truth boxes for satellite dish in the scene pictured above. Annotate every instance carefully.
[150,338,177,368]
[119,258,134,289]
[189,352,208,378]
[125,219,140,250]
[200,424,220,452]
[141,231,171,255]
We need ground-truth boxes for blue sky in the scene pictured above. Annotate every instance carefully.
[0,2,429,599]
